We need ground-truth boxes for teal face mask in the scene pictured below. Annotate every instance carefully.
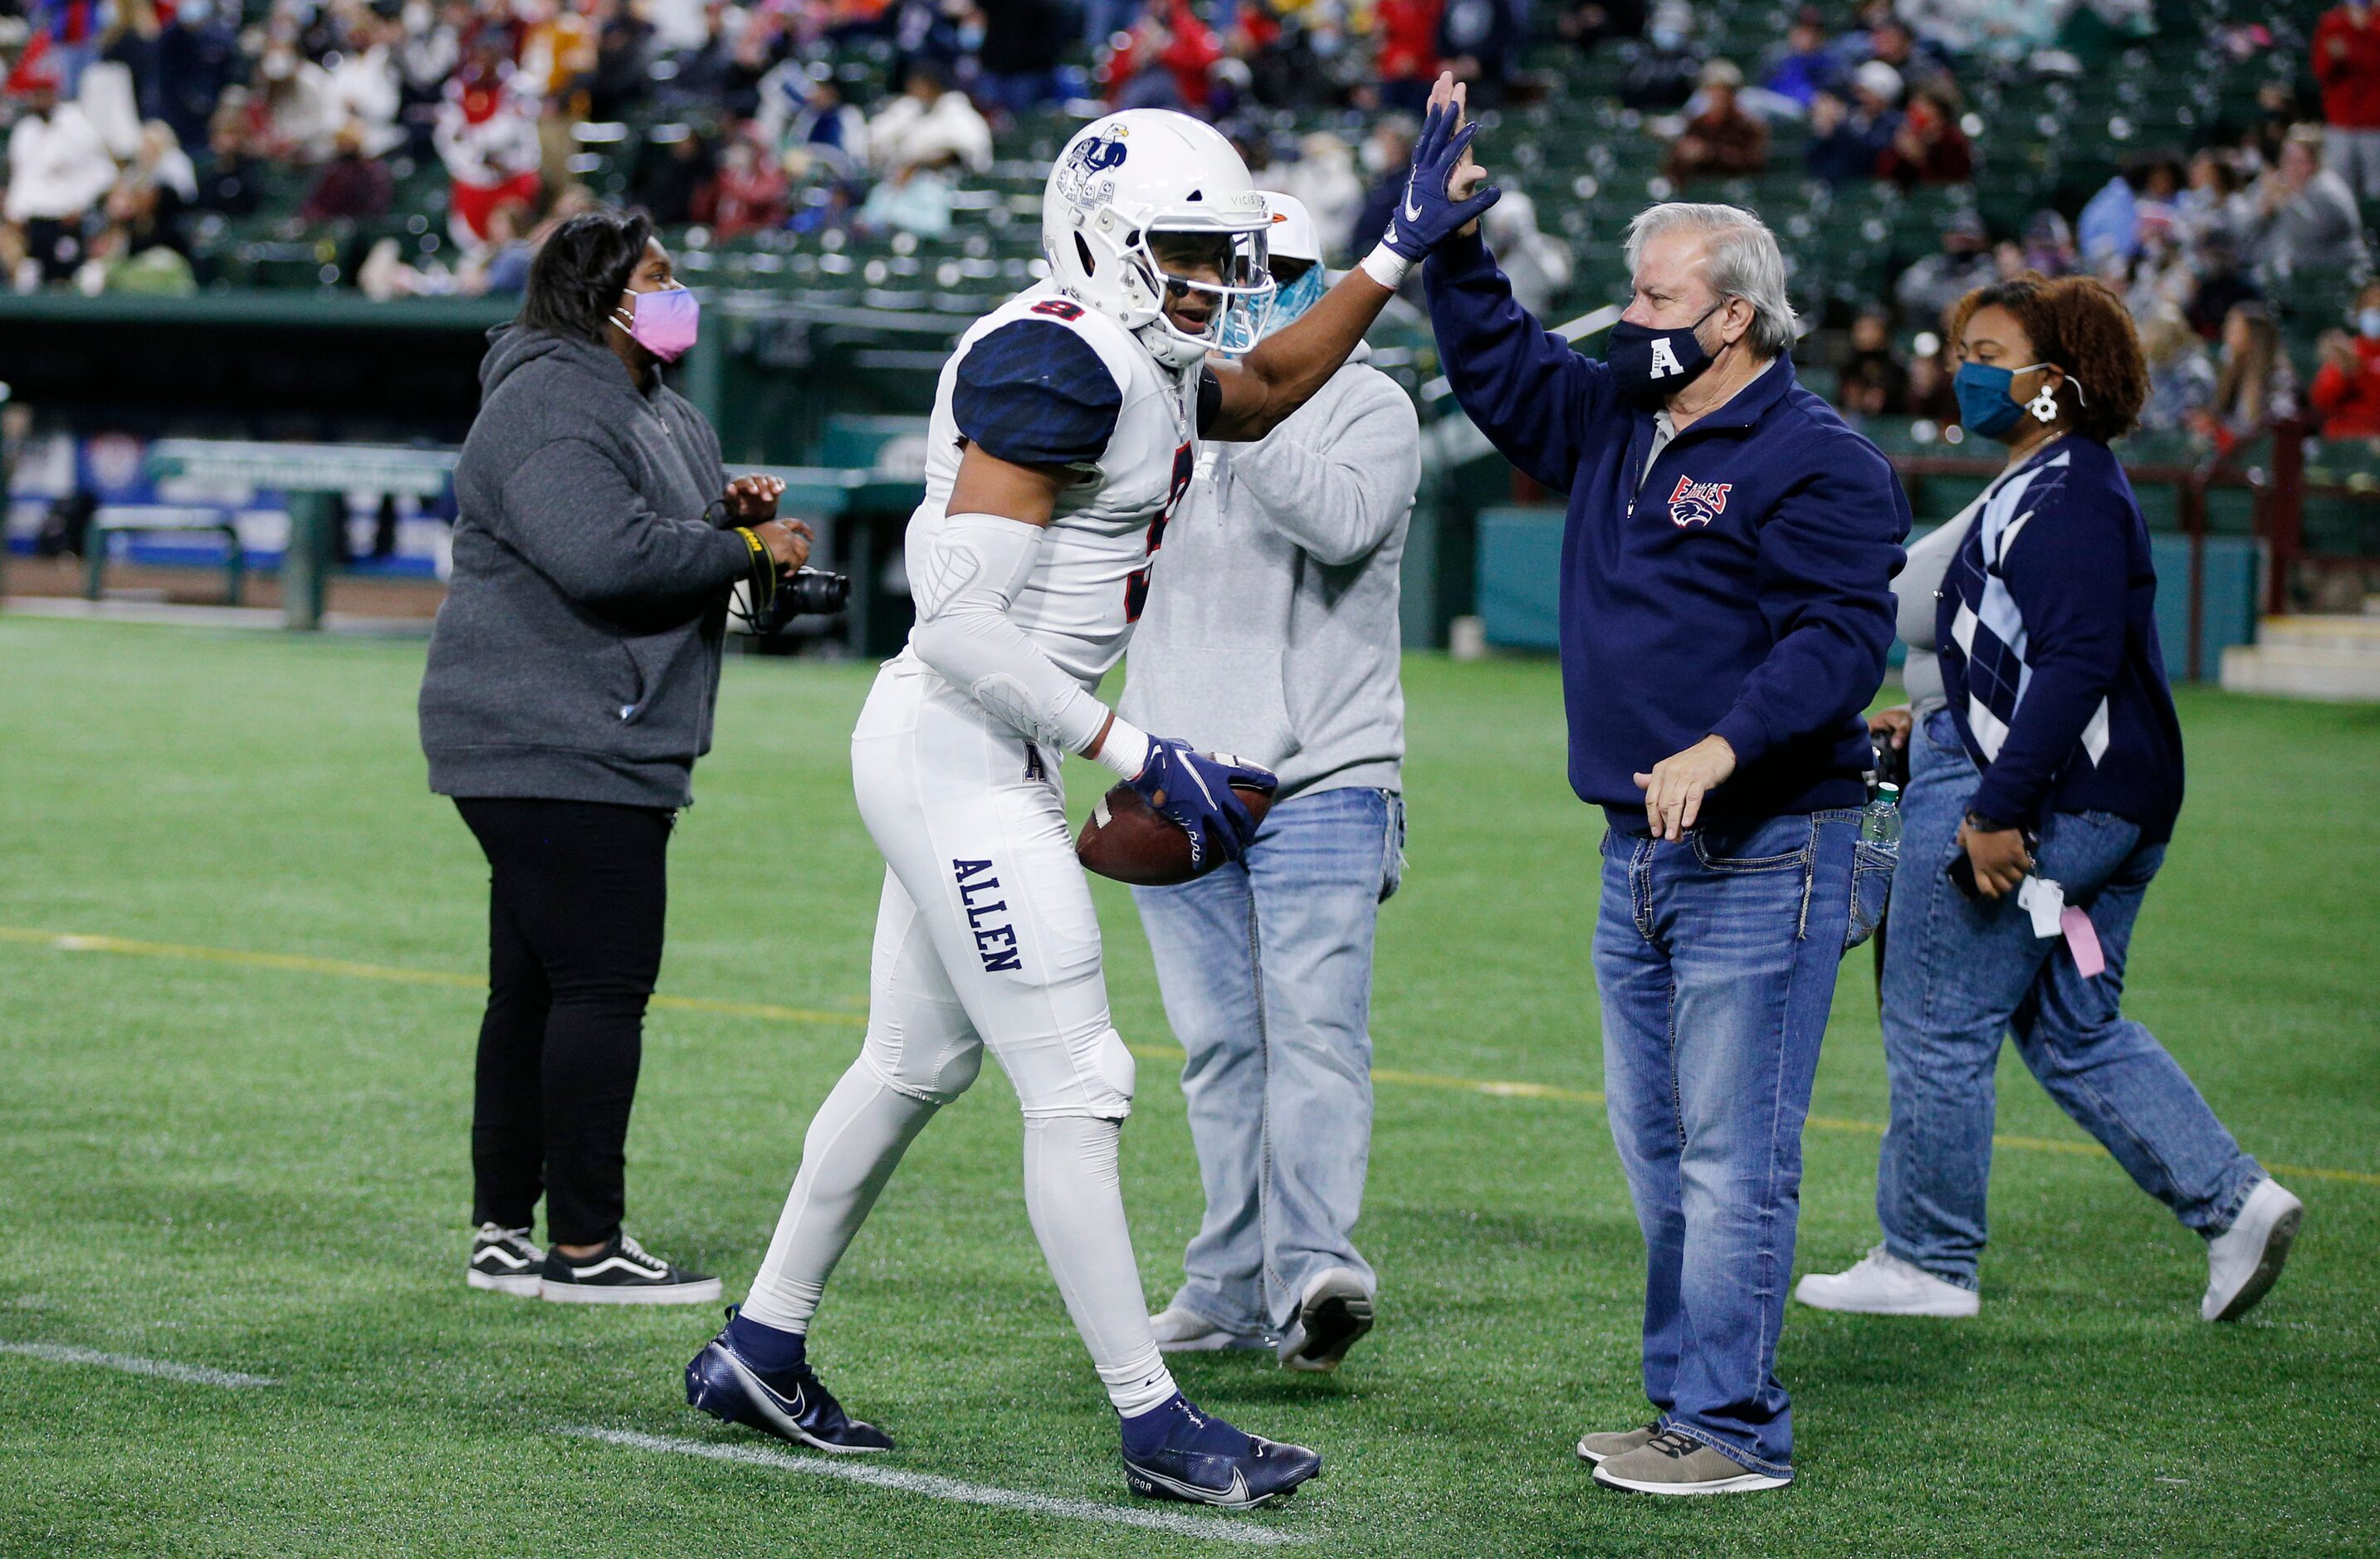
[1264,263,1327,331]
[1952,360,2054,437]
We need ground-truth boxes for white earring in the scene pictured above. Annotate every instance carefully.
[2027,384,2060,423]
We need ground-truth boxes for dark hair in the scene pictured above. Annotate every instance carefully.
[1948,271,2148,442]
[520,208,654,342]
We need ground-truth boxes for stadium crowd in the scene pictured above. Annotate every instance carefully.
[2,0,2377,451]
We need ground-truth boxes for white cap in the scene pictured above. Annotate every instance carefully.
[1855,59,1904,105]
[1261,191,1322,265]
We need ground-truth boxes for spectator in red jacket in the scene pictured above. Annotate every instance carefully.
[2309,282,2380,438]
[1376,0,1444,115]
[1102,0,1221,112]
[1877,88,1972,188]
[1157,0,1223,110]
[2314,3,2380,196]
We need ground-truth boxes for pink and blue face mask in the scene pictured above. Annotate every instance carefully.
[613,285,699,363]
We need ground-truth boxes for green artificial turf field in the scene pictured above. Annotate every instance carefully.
[1,613,2374,1557]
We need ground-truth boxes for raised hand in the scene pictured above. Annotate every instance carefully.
[1381,71,1503,261]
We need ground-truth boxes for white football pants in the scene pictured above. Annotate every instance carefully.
[743,660,1175,1416]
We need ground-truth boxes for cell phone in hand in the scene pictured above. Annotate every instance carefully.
[1946,830,2040,902]
[1947,849,1982,902]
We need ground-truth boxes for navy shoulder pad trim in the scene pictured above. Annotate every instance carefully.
[954,319,1124,467]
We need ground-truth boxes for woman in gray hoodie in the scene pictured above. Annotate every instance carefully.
[418,208,809,1305]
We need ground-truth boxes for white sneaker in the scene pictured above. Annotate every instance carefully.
[1277,1267,1376,1372]
[2202,1178,2303,1322]
[1793,1245,1979,1317]
[1147,1306,1270,1354]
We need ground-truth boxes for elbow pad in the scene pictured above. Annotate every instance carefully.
[909,511,1113,756]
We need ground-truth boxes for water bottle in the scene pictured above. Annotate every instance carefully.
[1861,782,1903,847]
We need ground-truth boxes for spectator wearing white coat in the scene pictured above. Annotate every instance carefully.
[857,63,992,237]
[863,62,994,181]
[1481,186,1574,319]
[6,75,120,286]
[1262,132,1365,262]
[325,12,410,158]
[1126,194,1422,1376]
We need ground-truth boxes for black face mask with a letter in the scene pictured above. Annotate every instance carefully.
[1606,302,1723,407]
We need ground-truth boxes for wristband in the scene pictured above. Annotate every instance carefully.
[1359,243,1414,291]
[1091,715,1152,780]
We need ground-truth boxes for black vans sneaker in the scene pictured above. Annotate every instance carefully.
[469,1224,545,1297]
[539,1233,722,1306]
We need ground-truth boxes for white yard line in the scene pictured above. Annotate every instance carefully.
[0,1341,277,1388]
[554,1425,1312,1547]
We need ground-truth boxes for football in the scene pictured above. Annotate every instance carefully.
[1076,781,1273,887]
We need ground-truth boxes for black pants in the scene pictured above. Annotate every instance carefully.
[457,797,672,1245]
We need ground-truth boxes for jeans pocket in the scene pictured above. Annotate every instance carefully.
[1845,838,1898,953]
[1690,814,1814,872]
[1379,790,1407,903]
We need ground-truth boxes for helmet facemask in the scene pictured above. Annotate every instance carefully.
[1072,208,1277,368]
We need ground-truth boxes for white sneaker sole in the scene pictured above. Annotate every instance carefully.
[1792,1275,1978,1317]
[1152,1330,1273,1354]
[1574,1435,1653,1466]
[467,1268,542,1297]
[1280,1275,1375,1372]
[1591,1464,1791,1495]
[540,1275,723,1306]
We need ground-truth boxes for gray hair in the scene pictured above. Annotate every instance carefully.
[1624,203,1800,359]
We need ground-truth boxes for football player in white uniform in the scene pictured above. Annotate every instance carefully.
[686,81,1498,1508]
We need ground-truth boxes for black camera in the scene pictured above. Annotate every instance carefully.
[743,566,852,636]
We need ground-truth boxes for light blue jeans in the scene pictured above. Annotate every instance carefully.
[1131,785,1403,1337]
[1596,808,1882,1478]
[1876,711,2265,1288]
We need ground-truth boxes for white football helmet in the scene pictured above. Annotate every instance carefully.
[1043,110,1277,370]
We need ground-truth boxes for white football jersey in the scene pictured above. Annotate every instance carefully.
[901,281,1201,689]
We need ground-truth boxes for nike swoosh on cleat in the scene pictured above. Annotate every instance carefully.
[1130,1462,1259,1508]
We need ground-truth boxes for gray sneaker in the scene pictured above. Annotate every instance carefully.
[1591,1429,1791,1495]
[1574,1422,1660,1465]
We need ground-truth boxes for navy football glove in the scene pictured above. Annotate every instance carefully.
[1381,98,1502,261]
[1129,739,1278,872]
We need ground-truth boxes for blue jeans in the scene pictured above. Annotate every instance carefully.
[1596,809,1878,1478]
[1132,786,1403,1335]
[1876,711,2264,1288]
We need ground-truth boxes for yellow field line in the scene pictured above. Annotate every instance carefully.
[0,925,864,1029]
[8,923,2375,1189]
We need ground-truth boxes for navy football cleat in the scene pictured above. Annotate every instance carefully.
[685,1317,894,1454]
[1120,1395,1321,1510]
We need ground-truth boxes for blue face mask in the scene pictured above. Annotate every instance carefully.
[1952,360,2053,437]
[1266,263,1327,330]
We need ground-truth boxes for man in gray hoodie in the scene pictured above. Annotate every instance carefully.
[1125,195,1422,1373]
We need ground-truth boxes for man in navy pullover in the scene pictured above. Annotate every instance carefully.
[1392,108,1907,1494]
